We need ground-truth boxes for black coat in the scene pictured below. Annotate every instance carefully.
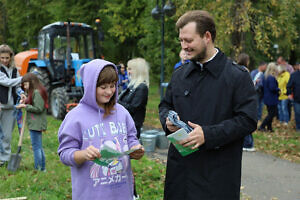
[159,50,257,200]
[118,83,148,129]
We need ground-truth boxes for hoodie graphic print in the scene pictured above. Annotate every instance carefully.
[57,59,140,200]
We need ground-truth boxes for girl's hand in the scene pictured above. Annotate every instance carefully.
[129,144,144,160]
[15,104,26,109]
[83,145,101,161]
[20,93,27,102]
[74,145,101,165]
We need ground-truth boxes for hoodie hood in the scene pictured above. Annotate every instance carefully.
[79,59,118,109]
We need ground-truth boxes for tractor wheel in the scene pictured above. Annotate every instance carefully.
[29,67,50,92]
[50,87,69,120]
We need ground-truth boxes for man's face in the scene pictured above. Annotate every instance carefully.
[260,64,267,72]
[179,22,207,62]
[277,57,284,65]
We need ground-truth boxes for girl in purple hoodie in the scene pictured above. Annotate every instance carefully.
[58,59,144,200]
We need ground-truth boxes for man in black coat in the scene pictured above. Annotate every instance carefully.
[286,63,300,132]
[159,10,257,199]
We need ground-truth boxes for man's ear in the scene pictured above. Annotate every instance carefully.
[204,31,212,44]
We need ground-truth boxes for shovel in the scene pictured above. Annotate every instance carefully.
[7,111,27,172]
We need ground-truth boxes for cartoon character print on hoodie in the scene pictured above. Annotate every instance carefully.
[58,59,140,200]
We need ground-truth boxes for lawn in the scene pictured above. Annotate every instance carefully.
[0,114,165,200]
[1,84,299,199]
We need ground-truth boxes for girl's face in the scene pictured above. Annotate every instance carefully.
[127,66,132,76]
[96,82,116,108]
[0,53,11,67]
[23,82,30,91]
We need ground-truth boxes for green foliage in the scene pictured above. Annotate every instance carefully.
[0,0,299,78]
[6,0,53,51]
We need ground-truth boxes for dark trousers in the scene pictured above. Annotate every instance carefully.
[243,134,254,148]
[260,105,278,131]
[136,125,141,139]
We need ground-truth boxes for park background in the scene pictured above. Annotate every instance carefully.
[0,0,299,83]
[0,0,299,199]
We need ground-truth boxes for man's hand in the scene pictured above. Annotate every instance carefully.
[166,117,180,132]
[178,121,205,149]
[129,144,144,160]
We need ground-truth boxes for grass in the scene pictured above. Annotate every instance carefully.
[144,84,162,129]
[1,84,299,199]
[254,119,300,163]
[0,114,165,200]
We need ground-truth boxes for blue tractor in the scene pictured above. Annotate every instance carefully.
[16,21,102,119]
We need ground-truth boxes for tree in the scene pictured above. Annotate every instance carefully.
[5,0,53,52]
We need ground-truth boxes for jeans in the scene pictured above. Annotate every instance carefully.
[257,97,264,120]
[294,102,300,131]
[243,134,254,148]
[278,99,289,123]
[0,126,3,154]
[30,130,45,171]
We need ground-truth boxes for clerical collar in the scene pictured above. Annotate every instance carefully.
[195,48,219,71]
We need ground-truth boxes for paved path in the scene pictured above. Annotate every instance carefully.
[148,148,300,200]
[241,151,300,200]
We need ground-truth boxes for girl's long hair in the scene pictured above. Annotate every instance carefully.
[96,65,118,117]
[127,58,149,89]
[22,73,48,109]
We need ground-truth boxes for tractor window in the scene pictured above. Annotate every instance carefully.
[53,36,67,60]
[38,33,45,59]
[86,34,94,58]
[45,33,50,59]
[53,33,94,60]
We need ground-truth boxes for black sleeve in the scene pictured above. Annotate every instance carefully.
[201,71,258,149]
[118,84,148,114]
[286,74,294,95]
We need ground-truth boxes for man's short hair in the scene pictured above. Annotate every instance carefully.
[176,10,216,42]
[259,62,267,66]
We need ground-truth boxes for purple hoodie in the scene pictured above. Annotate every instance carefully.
[57,59,140,200]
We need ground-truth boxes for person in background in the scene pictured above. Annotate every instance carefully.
[0,44,26,167]
[258,62,280,132]
[0,104,3,154]
[15,90,24,135]
[173,49,190,70]
[159,10,257,199]
[118,58,149,139]
[237,53,256,152]
[118,58,149,199]
[277,56,293,119]
[16,73,48,171]
[277,64,290,125]
[237,53,249,70]
[58,59,144,200]
[118,62,129,92]
[250,62,267,121]
[286,62,300,132]
[277,56,294,74]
